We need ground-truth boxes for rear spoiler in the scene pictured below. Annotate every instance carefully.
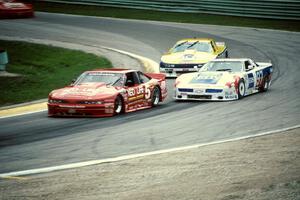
[256,60,272,64]
[216,42,225,47]
[145,73,166,81]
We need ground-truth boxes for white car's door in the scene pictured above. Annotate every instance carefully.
[244,60,258,94]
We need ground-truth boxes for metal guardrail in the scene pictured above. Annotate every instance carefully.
[41,0,300,20]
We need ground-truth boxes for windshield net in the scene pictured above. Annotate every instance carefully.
[201,61,243,72]
[172,41,213,53]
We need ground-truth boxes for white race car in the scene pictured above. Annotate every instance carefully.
[174,58,273,101]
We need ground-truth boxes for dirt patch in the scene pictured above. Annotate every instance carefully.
[1,128,299,200]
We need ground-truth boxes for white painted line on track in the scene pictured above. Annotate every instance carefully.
[1,124,299,178]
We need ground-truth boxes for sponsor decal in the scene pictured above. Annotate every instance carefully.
[137,86,144,95]
[127,98,144,105]
[128,88,135,97]
[127,86,145,101]
[183,54,194,60]
[190,73,222,84]
[194,89,204,94]
[225,95,237,99]
[145,87,151,99]
[247,73,254,89]
[256,70,263,87]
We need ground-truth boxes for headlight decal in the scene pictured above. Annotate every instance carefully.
[205,89,223,93]
[77,101,104,104]
[48,99,65,103]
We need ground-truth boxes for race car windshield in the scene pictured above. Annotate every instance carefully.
[75,72,124,86]
[201,61,243,72]
[172,41,213,53]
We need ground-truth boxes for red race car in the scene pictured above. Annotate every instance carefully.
[48,69,168,117]
[0,0,34,19]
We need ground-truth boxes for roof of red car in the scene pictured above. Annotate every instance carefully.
[87,68,136,73]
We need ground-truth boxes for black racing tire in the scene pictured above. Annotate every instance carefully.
[151,86,161,107]
[237,79,246,99]
[114,95,124,115]
[259,76,270,92]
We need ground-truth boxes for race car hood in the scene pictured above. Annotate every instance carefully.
[49,82,118,100]
[145,73,166,81]
[161,49,217,64]
[177,71,238,87]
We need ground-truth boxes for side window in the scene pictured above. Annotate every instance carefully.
[113,74,126,87]
[245,61,251,71]
[137,72,151,83]
[249,59,257,67]
[125,72,139,87]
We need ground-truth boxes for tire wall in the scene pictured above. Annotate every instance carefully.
[41,0,300,20]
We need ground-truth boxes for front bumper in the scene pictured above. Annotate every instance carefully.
[160,62,203,77]
[160,67,199,77]
[47,103,115,117]
[174,87,238,101]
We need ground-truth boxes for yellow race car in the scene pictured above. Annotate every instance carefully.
[160,38,228,77]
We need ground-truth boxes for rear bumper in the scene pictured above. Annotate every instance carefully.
[159,62,202,78]
[47,103,115,117]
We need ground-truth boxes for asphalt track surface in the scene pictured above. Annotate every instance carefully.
[0,12,300,173]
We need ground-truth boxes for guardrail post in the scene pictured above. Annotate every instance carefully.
[0,49,8,71]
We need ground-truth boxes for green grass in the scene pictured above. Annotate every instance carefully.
[35,2,300,32]
[0,40,112,106]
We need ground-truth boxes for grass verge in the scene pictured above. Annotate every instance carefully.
[35,1,300,32]
[0,40,112,106]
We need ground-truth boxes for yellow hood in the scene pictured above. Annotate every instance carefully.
[161,49,217,64]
